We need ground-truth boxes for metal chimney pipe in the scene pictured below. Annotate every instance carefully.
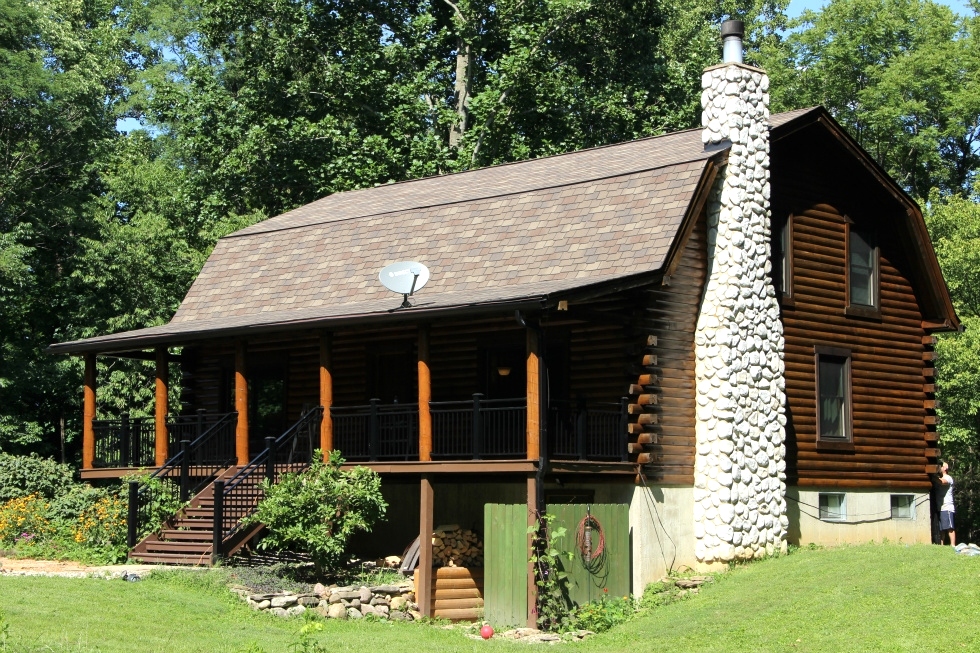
[721,19,744,64]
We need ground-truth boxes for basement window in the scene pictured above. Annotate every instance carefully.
[891,494,915,520]
[819,493,846,521]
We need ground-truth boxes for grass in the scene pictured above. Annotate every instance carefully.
[1,544,979,652]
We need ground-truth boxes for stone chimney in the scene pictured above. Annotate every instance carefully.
[693,19,787,564]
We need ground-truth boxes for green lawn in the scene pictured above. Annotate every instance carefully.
[1,544,979,652]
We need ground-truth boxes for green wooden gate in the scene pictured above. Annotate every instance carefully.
[483,503,529,627]
[483,502,630,628]
[548,504,630,605]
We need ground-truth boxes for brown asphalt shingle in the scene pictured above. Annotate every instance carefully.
[50,109,823,354]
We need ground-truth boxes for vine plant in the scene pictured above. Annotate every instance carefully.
[528,513,575,632]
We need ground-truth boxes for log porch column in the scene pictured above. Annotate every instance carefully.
[154,347,169,466]
[526,329,541,460]
[82,353,96,470]
[235,341,249,465]
[319,332,333,461]
[418,325,432,462]
[418,474,435,617]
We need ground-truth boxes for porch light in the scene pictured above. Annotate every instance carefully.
[497,366,512,377]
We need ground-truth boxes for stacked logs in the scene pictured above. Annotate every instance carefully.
[432,525,483,568]
[629,334,663,472]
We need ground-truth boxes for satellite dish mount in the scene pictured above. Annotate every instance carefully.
[379,261,430,309]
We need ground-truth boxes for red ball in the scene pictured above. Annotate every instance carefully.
[480,624,494,640]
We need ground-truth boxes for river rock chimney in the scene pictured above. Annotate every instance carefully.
[693,19,787,565]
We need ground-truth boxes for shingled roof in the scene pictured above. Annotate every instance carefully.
[50,109,821,354]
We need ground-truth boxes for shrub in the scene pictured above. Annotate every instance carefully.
[0,453,75,502]
[0,494,53,545]
[246,450,387,575]
[570,592,636,632]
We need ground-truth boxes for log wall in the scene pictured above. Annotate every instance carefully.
[772,129,935,490]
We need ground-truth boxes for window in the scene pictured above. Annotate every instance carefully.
[891,494,915,520]
[775,215,794,300]
[847,227,879,314]
[815,346,852,442]
[819,493,846,521]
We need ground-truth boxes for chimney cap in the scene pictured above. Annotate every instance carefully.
[721,19,744,39]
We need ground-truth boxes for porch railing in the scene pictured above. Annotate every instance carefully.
[332,400,419,461]
[430,395,526,459]
[214,406,323,551]
[548,398,629,462]
[126,411,238,547]
[92,409,235,469]
[92,414,156,468]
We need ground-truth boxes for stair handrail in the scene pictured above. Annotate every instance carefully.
[127,411,238,548]
[213,406,323,553]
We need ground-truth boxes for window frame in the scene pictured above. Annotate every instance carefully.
[818,493,847,522]
[776,214,795,306]
[814,345,854,451]
[890,494,915,520]
[845,223,881,318]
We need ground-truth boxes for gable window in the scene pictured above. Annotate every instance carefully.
[890,494,915,520]
[819,493,846,521]
[847,227,879,315]
[815,346,852,443]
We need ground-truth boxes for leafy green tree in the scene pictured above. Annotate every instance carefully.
[758,0,980,198]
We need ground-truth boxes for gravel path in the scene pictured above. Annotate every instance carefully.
[0,557,164,578]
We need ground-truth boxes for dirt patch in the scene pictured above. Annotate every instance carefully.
[0,557,163,578]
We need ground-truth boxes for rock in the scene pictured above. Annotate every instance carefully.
[287,605,306,617]
[372,585,404,595]
[390,596,408,611]
[389,611,408,621]
[270,607,289,618]
[249,594,274,602]
[370,597,387,606]
[349,599,361,608]
[375,605,389,617]
[360,604,376,616]
[313,583,328,597]
[271,595,297,609]
[328,593,343,604]
[298,596,320,607]
[358,586,373,603]
[255,600,270,610]
[337,590,361,600]
[327,603,348,620]
[347,608,363,619]
[408,610,423,621]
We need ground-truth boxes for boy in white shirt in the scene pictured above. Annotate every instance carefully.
[938,461,955,546]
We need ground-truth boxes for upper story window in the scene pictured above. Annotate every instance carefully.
[847,227,879,315]
[815,346,852,443]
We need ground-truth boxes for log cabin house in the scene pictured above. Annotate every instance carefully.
[50,22,959,624]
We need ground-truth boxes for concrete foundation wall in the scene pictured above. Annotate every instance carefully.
[785,486,931,546]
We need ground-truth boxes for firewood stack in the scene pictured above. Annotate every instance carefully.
[431,524,483,568]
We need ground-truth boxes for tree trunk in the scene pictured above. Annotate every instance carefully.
[449,38,472,148]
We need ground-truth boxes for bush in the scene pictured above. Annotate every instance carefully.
[0,453,75,502]
[570,592,636,632]
[247,450,387,575]
[0,494,53,544]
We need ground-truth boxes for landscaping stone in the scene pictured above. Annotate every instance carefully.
[327,603,348,620]
[271,595,297,608]
[349,599,361,608]
[298,596,320,607]
[390,596,408,611]
[360,604,376,616]
[358,586,373,602]
[373,584,406,595]
[270,607,289,618]
[287,605,306,617]
[347,608,362,619]
[408,610,423,621]
[375,605,389,617]
[328,592,343,604]
[389,610,408,621]
[370,596,387,606]
[313,583,327,596]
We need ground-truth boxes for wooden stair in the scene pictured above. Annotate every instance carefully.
[129,467,265,565]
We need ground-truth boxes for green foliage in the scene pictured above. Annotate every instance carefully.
[124,475,185,540]
[758,0,980,198]
[0,453,75,501]
[569,593,636,633]
[0,455,128,563]
[528,513,575,632]
[247,450,387,574]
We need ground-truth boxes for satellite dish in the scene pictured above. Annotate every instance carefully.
[379,261,430,308]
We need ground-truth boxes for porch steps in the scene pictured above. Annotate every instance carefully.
[129,468,265,565]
